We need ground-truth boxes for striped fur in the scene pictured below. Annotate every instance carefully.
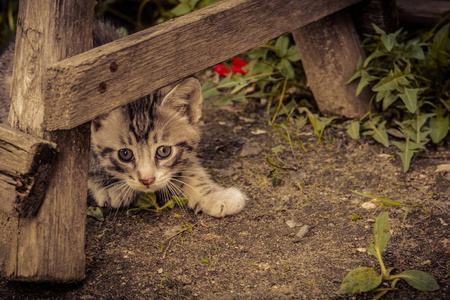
[89,78,246,217]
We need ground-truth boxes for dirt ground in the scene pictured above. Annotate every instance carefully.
[1,98,449,299]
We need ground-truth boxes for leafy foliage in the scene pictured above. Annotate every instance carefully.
[347,22,450,172]
[0,0,18,49]
[338,212,439,298]
[202,34,311,120]
[127,192,188,214]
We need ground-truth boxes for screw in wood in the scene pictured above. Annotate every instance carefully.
[110,61,118,72]
[98,82,107,93]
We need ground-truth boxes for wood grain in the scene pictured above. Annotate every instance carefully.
[351,0,399,35]
[1,0,93,282]
[0,124,57,217]
[397,0,450,26]
[43,0,361,130]
[293,9,371,118]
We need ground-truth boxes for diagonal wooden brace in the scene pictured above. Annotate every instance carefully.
[0,124,57,217]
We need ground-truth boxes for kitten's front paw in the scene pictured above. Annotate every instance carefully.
[192,187,246,218]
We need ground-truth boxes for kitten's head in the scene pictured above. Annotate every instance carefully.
[90,77,202,198]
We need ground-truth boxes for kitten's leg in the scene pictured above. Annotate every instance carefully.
[178,162,246,218]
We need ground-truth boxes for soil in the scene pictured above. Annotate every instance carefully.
[1,98,449,300]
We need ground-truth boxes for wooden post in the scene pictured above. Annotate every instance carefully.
[293,9,371,118]
[0,0,93,282]
[351,0,398,35]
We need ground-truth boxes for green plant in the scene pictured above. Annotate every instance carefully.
[127,192,188,214]
[202,34,310,119]
[338,212,439,298]
[0,0,18,49]
[86,206,105,221]
[347,22,450,172]
[200,255,211,266]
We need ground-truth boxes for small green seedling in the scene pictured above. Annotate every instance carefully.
[86,206,104,222]
[350,214,360,221]
[200,256,211,267]
[127,192,189,214]
[338,212,439,298]
[163,269,173,288]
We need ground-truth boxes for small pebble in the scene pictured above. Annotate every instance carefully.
[295,225,311,239]
[361,202,377,209]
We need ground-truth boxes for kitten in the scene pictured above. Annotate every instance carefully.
[0,21,246,218]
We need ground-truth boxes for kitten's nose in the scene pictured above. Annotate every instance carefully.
[140,178,155,187]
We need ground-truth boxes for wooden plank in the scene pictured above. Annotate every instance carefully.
[292,9,371,118]
[43,0,362,130]
[397,0,450,26]
[0,124,57,217]
[2,0,93,282]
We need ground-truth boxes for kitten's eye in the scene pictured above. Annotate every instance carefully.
[156,146,172,159]
[118,149,134,162]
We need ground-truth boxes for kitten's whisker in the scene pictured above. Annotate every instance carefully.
[166,182,190,215]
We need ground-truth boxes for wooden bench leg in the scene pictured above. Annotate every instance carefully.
[0,0,93,282]
[292,9,371,118]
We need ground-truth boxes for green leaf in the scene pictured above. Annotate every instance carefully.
[395,270,439,292]
[356,70,378,96]
[372,69,411,92]
[188,0,200,8]
[372,24,386,35]
[393,141,418,173]
[441,99,450,111]
[86,206,104,222]
[134,192,158,208]
[275,35,290,58]
[430,23,449,64]
[350,190,412,207]
[271,145,282,153]
[381,28,403,52]
[372,212,391,250]
[347,57,363,84]
[346,120,360,140]
[382,91,397,110]
[294,115,308,130]
[278,59,295,79]
[286,45,301,62]
[404,43,425,60]
[230,78,254,94]
[430,105,450,144]
[250,61,274,75]
[197,0,221,9]
[172,196,189,206]
[364,120,389,147]
[363,48,386,67]
[170,3,191,16]
[338,267,382,294]
[248,47,268,60]
[201,81,221,99]
[399,88,420,113]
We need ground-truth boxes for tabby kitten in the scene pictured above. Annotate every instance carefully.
[0,21,246,218]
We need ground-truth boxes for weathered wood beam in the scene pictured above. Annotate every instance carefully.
[293,9,371,118]
[0,124,57,217]
[43,0,362,131]
[1,0,93,282]
[397,0,450,26]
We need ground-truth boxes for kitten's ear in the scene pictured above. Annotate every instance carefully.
[162,77,202,124]
[92,113,110,132]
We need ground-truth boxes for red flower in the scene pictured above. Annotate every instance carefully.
[213,64,229,77]
[213,57,249,77]
[232,57,248,68]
